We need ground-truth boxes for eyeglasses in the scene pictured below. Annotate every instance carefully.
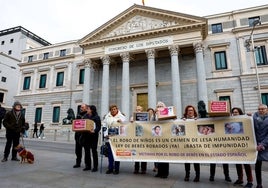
[258,108,267,110]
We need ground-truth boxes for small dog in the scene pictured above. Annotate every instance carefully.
[15,144,34,164]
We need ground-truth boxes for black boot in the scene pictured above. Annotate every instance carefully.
[73,164,80,168]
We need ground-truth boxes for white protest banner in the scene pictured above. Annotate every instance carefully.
[108,116,257,164]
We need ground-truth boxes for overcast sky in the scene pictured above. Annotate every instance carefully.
[1,0,267,44]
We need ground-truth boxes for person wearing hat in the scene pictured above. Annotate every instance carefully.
[1,101,25,162]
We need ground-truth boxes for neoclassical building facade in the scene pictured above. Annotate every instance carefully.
[15,4,268,126]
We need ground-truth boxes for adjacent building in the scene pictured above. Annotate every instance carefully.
[0,26,51,108]
[15,4,268,126]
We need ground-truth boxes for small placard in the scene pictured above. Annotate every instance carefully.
[133,112,149,121]
[72,119,95,132]
[208,101,230,117]
[157,106,177,120]
[209,101,228,112]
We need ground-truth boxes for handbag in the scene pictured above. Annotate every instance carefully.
[100,143,108,157]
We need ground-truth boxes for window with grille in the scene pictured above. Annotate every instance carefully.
[35,108,42,123]
[79,69,85,84]
[52,106,60,123]
[23,76,31,90]
[56,72,64,86]
[39,74,47,88]
[211,23,223,33]
[60,49,66,57]
[214,51,227,70]
[255,46,268,65]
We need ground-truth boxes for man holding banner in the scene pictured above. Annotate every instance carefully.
[253,104,268,188]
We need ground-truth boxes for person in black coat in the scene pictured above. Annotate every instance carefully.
[33,122,38,138]
[2,101,25,162]
[83,105,101,172]
[73,104,89,169]
[0,104,6,129]
[38,123,45,139]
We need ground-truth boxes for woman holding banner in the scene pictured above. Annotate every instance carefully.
[103,104,126,175]
[147,107,158,172]
[132,105,147,174]
[154,101,169,179]
[231,107,253,188]
[182,105,200,182]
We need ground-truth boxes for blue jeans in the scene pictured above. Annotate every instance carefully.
[107,142,120,171]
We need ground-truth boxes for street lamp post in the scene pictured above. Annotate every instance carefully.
[247,20,262,104]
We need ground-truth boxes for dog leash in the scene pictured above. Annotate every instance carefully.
[20,133,25,147]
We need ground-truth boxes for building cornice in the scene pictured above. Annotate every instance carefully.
[232,23,268,34]
[19,54,75,67]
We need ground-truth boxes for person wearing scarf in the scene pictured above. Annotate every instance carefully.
[2,101,25,162]
[253,104,268,188]
[103,104,126,175]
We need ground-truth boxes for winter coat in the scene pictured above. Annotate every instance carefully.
[86,113,101,134]
[3,109,25,133]
[253,112,268,161]
[103,111,126,128]
[79,113,102,146]
[103,110,126,140]
[0,107,6,119]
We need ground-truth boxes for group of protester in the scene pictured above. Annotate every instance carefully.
[72,101,267,188]
[92,102,266,188]
[0,101,267,188]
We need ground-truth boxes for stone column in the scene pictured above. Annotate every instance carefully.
[146,49,157,108]
[48,65,54,91]
[101,55,110,118]
[194,42,208,105]
[32,68,38,93]
[82,58,92,104]
[120,52,130,119]
[67,62,72,90]
[169,45,182,117]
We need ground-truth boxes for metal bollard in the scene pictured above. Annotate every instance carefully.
[54,129,57,141]
[67,129,70,142]
[30,129,33,138]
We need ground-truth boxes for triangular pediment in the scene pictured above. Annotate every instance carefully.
[102,15,179,38]
[79,4,207,47]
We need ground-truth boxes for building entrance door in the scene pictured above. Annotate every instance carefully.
[137,93,148,111]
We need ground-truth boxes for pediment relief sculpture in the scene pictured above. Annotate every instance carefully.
[101,15,179,39]
[79,4,207,47]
